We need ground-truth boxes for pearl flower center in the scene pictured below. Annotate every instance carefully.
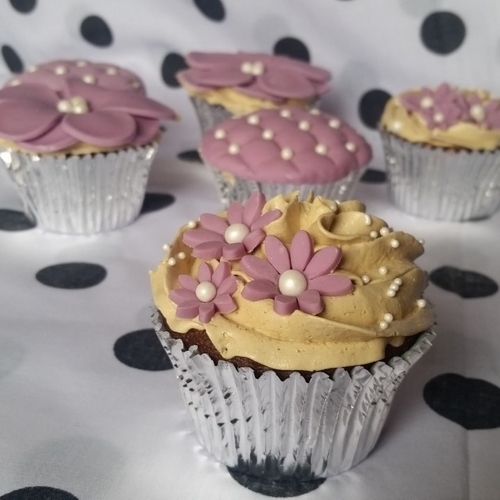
[57,95,89,114]
[278,270,307,297]
[224,223,250,244]
[195,281,217,303]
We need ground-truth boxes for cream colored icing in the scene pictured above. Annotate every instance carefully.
[151,193,435,371]
[380,93,500,150]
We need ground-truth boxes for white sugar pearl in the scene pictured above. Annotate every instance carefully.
[281,147,293,160]
[379,266,388,275]
[298,120,310,131]
[241,61,253,74]
[57,99,72,113]
[418,238,425,245]
[106,67,118,75]
[434,112,444,123]
[420,96,434,109]
[470,104,485,121]
[167,258,176,266]
[82,74,96,84]
[196,282,217,302]
[252,61,264,75]
[387,289,396,297]
[345,142,356,152]
[76,60,87,67]
[280,109,292,118]
[177,252,186,260]
[315,143,327,155]
[262,129,274,140]
[383,313,394,323]
[54,65,67,75]
[228,143,240,155]
[278,270,307,297]
[379,321,389,330]
[390,239,400,248]
[389,283,399,291]
[370,231,378,238]
[247,114,259,125]
[132,81,141,89]
[417,299,427,308]
[310,108,321,115]
[393,278,402,286]
[27,65,37,73]
[364,215,372,226]
[9,79,20,86]
[162,243,171,251]
[362,275,371,284]
[328,118,340,128]
[187,220,197,228]
[224,223,250,244]
[214,129,226,139]
[380,227,390,236]
[330,201,338,211]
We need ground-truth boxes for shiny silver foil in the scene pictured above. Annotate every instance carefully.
[0,144,157,234]
[153,310,435,480]
[211,167,366,206]
[380,131,500,221]
[190,97,232,134]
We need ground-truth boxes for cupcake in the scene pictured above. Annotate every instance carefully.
[150,191,436,480]
[200,106,372,205]
[0,61,177,234]
[177,51,331,132]
[380,83,500,221]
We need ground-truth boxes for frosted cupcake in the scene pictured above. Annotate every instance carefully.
[0,62,177,234]
[380,83,500,221]
[151,191,435,480]
[200,106,372,204]
[177,51,331,132]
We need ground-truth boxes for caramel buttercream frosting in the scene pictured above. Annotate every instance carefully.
[151,192,435,372]
[380,83,500,150]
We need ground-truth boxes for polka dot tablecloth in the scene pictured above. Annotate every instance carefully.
[0,1,500,499]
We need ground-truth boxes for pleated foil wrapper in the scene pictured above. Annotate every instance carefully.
[380,130,500,221]
[211,167,366,206]
[190,97,233,134]
[152,310,435,480]
[0,143,158,234]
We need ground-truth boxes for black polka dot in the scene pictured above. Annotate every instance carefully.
[424,374,500,430]
[228,468,325,497]
[361,168,387,183]
[80,15,113,47]
[9,0,36,13]
[429,266,498,298]
[273,37,310,62]
[358,89,392,129]
[36,263,107,290]
[114,329,172,371]
[420,12,466,55]
[177,149,202,163]
[161,52,188,88]
[0,486,78,500]
[193,0,225,21]
[140,193,175,214]
[2,45,24,73]
[0,209,36,231]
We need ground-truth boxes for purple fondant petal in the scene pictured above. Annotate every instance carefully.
[0,100,61,141]
[62,110,136,147]
[308,275,353,296]
[197,262,213,282]
[240,255,279,283]
[271,55,331,83]
[192,241,224,260]
[243,191,266,226]
[264,235,290,273]
[199,302,216,323]
[304,246,342,280]
[187,51,243,68]
[290,230,314,272]
[222,242,247,260]
[251,209,282,230]
[132,117,160,146]
[181,67,252,88]
[259,68,316,99]
[243,229,265,253]
[297,290,323,315]
[217,276,237,296]
[0,83,59,106]
[183,228,225,247]
[212,261,231,287]
[227,201,244,225]
[274,294,298,315]
[16,122,78,153]
[169,288,197,305]
[176,300,201,319]
[241,280,278,301]
[213,294,237,314]
[178,275,198,292]
[200,213,228,235]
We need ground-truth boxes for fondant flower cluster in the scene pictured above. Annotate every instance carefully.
[170,193,353,323]
[400,83,500,130]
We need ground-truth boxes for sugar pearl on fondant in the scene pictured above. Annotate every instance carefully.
[362,275,371,284]
[315,143,327,155]
[196,282,217,302]
[298,120,310,131]
[345,142,356,152]
[280,109,292,118]
[379,321,388,330]
[241,61,253,74]
[252,61,264,75]
[224,223,250,244]
[380,227,390,236]
[370,231,378,238]
[27,65,37,73]
[328,118,340,128]
[54,65,67,75]
[262,129,274,140]
[9,79,20,86]
[379,266,388,275]
[214,129,226,139]
[420,96,434,109]
[132,81,141,89]
[278,270,307,296]
[162,243,171,251]
[57,100,72,113]
[390,283,399,291]
[76,60,87,67]
[383,313,394,322]
[387,289,396,297]
[281,147,293,160]
[247,114,259,125]
[364,215,372,226]
[310,108,320,115]
[390,239,400,248]
[417,299,427,308]
[470,104,485,121]
[82,74,96,84]
[187,220,197,229]
[177,252,186,260]
[393,278,402,286]
[228,143,240,155]
[167,257,176,266]
[106,67,118,75]
[434,112,444,123]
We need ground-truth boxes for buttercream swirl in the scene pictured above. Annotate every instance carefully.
[380,83,500,150]
[151,193,435,371]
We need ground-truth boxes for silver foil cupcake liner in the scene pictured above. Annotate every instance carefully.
[211,168,366,206]
[380,131,500,221]
[190,97,233,134]
[0,143,158,234]
[152,310,435,480]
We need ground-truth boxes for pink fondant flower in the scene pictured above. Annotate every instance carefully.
[169,261,237,323]
[183,192,282,261]
[484,99,500,129]
[177,51,331,101]
[0,79,177,152]
[241,231,353,316]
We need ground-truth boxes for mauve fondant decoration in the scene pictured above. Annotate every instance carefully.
[0,79,177,152]
[177,51,330,102]
[201,107,372,184]
[5,59,145,93]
